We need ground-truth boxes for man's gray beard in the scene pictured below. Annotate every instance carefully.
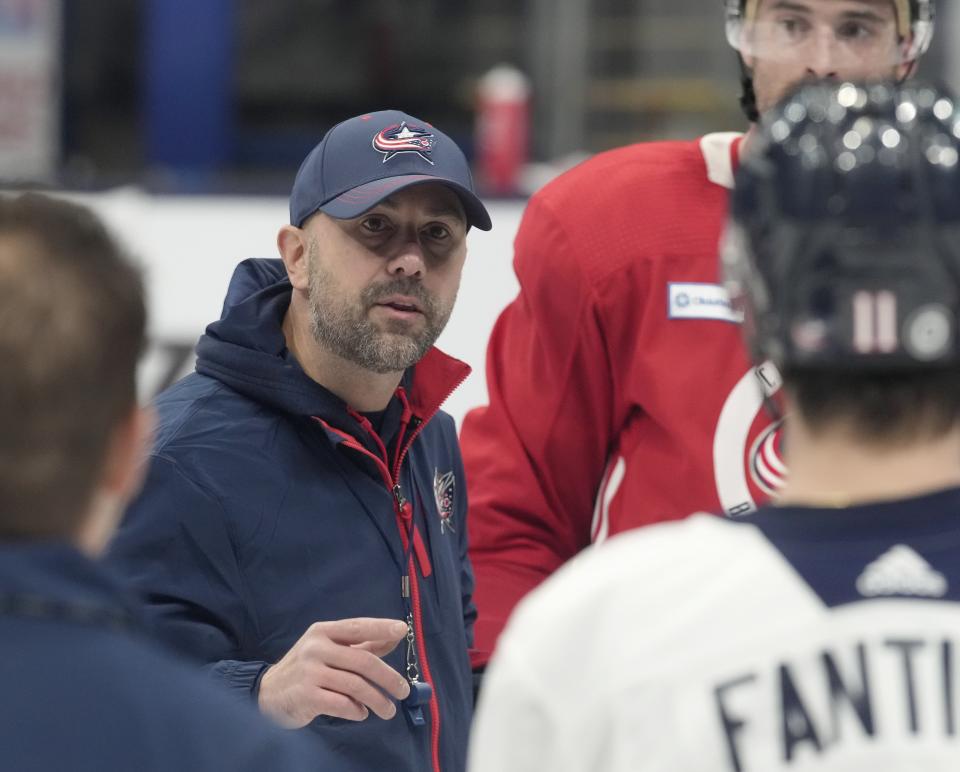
[307,259,454,375]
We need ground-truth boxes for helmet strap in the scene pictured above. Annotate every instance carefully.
[894,0,911,39]
[761,385,784,424]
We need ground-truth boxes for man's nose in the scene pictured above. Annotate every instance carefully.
[804,31,841,80]
[387,241,426,278]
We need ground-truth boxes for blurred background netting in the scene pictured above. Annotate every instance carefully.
[2,0,958,425]
[3,0,956,193]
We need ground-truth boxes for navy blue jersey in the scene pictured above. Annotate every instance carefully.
[0,542,316,772]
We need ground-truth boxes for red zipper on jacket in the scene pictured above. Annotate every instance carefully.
[386,369,472,772]
[347,401,432,578]
[386,389,442,772]
[313,393,442,772]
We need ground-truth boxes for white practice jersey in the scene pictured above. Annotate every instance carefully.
[469,488,960,771]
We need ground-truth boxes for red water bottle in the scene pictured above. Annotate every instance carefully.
[475,64,530,196]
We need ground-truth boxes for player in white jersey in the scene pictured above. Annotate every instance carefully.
[468,80,960,772]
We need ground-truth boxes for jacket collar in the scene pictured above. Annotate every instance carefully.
[404,346,471,424]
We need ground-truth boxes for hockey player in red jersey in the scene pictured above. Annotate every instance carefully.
[459,0,937,671]
[470,77,960,772]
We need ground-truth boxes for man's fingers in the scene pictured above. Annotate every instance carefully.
[311,690,369,722]
[262,618,413,728]
[318,617,408,646]
[323,645,411,701]
[319,668,400,720]
[353,637,406,657]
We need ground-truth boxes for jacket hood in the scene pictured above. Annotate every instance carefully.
[195,258,469,424]
[196,258,345,418]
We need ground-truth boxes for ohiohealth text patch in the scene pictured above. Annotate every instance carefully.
[668,283,742,323]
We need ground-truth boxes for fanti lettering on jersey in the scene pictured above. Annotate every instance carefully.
[713,636,958,771]
[668,283,744,323]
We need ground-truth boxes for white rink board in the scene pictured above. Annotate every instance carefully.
[60,188,525,428]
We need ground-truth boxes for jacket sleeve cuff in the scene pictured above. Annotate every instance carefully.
[204,659,271,704]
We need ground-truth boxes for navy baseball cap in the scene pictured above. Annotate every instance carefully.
[289,110,492,231]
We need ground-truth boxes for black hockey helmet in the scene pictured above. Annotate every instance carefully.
[722,80,960,370]
[724,1,936,122]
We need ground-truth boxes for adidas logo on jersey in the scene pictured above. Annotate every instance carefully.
[855,544,947,598]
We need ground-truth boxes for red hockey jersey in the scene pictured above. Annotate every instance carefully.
[460,133,785,666]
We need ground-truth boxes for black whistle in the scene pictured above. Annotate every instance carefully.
[403,681,433,726]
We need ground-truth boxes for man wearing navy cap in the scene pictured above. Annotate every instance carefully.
[108,110,492,772]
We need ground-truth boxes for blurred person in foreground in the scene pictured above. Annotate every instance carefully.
[107,111,492,772]
[470,80,960,771]
[0,193,315,771]
[459,0,938,676]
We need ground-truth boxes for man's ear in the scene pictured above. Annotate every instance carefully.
[896,55,918,82]
[102,405,155,502]
[77,405,156,556]
[278,224,311,291]
[896,33,919,81]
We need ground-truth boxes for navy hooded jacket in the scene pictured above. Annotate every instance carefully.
[0,542,316,772]
[107,258,477,772]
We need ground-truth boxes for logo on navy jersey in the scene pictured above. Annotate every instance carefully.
[373,122,436,164]
[433,469,456,534]
[856,545,947,598]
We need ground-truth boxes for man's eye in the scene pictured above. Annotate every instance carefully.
[777,17,808,38]
[361,217,390,233]
[425,224,451,241]
[837,21,872,41]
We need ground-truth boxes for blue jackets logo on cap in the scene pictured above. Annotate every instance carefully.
[373,121,436,164]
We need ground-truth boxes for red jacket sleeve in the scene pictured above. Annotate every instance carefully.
[460,194,617,667]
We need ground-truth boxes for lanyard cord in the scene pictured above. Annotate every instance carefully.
[334,395,429,699]
[398,501,421,685]
[398,495,415,617]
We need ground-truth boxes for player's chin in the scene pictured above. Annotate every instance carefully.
[372,314,429,337]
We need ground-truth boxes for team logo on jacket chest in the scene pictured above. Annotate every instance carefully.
[433,469,456,534]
